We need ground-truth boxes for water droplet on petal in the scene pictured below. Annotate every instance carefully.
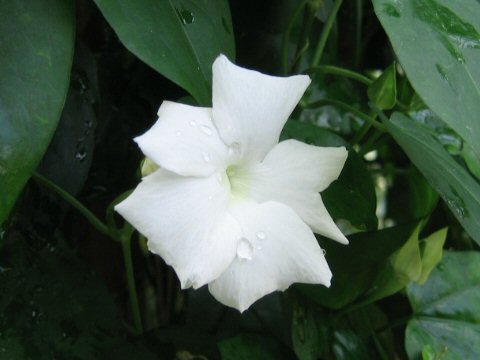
[190,120,197,127]
[202,152,211,162]
[208,195,213,201]
[216,173,222,182]
[256,231,266,240]
[237,238,254,261]
[256,245,263,250]
[200,125,212,136]
[175,130,181,136]
[228,142,240,156]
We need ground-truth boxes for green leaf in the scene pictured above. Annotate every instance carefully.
[405,251,480,359]
[373,0,480,158]
[218,334,294,360]
[296,222,417,309]
[281,121,378,231]
[93,0,235,105]
[0,0,75,226]
[417,227,447,284]
[385,112,480,245]
[367,62,397,110]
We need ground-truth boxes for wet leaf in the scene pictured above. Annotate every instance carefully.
[93,0,235,105]
[373,0,480,159]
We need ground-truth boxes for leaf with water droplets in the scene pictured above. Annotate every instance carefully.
[93,0,236,105]
[373,0,480,159]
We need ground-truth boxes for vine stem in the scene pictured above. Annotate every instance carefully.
[32,172,110,237]
[306,65,372,85]
[311,0,344,67]
[281,0,310,74]
[305,99,387,131]
[121,234,144,334]
[33,171,143,334]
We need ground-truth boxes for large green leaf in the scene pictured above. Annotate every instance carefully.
[0,0,75,226]
[93,0,235,105]
[373,0,480,158]
[405,251,480,360]
[386,112,480,245]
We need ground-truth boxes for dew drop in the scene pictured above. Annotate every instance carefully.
[175,130,181,136]
[256,231,266,240]
[228,142,240,156]
[256,245,263,250]
[208,195,213,201]
[202,152,211,162]
[189,120,197,127]
[237,238,254,261]
[200,125,212,136]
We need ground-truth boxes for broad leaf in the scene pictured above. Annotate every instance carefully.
[373,0,480,158]
[0,0,75,225]
[94,0,235,105]
[405,251,480,359]
[386,112,480,245]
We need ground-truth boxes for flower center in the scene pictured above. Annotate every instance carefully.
[225,165,249,200]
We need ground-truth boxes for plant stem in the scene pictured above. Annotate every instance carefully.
[121,234,143,334]
[354,0,363,67]
[306,65,372,85]
[311,0,344,67]
[32,172,110,237]
[305,99,386,131]
[281,0,310,74]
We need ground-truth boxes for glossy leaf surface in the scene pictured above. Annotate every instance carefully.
[386,112,480,245]
[0,0,75,225]
[94,0,235,105]
[373,0,480,158]
[405,251,480,359]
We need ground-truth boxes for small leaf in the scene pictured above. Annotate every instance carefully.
[417,227,448,284]
[367,62,397,110]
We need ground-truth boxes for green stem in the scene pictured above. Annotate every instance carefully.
[121,234,143,334]
[311,0,344,67]
[32,172,110,237]
[351,123,372,146]
[305,65,372,85]
[359,130,384,156]
[281,0,310,74]
[354,0,363,67]
[305,99,386,131]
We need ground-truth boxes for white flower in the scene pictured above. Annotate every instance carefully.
[115,55,348,312]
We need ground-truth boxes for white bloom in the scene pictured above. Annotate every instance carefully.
[115,55,348,312]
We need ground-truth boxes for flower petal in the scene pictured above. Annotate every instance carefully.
[208,201,331,312]
[212,55,311,163]
[230,140,348,244]
[135,101,229,177]
[115,169,241,289]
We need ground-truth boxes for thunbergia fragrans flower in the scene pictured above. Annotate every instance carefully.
[115,55,348,312]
